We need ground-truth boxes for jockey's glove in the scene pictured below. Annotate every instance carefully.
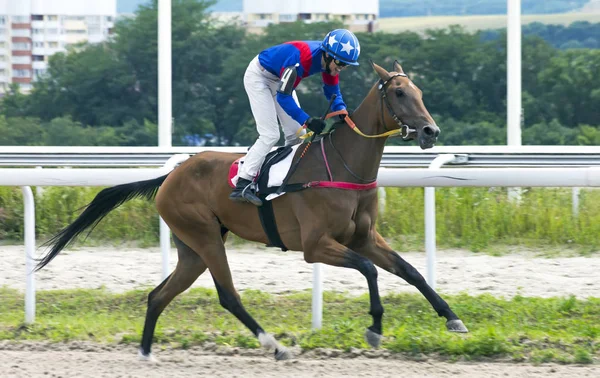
[305,117,326,134]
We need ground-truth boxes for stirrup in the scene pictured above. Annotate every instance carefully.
[241,183,263,206]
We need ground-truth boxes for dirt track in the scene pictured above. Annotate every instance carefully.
[3,245,600,298]
[1,342,599,378]
[2,244,599,376]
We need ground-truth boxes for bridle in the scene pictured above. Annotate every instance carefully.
[377,73,417,140]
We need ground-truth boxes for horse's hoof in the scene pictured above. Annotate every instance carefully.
[365,328,382,348]
[446,319,469,333]
[138,349,158,363]
[274,347,293,361]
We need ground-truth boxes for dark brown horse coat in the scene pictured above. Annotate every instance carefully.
[37,61,467,361]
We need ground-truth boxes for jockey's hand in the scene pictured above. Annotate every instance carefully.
[305,117,326,134]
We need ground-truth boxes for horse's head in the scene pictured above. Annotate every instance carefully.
[371,60,440,149]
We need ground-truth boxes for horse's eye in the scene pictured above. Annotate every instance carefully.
[396,88,404,97]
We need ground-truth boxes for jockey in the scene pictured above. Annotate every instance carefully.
[230,29,361,206]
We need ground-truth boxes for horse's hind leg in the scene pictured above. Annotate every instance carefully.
[173,218,292,361]
[139,234,208,360]
[358,232,468,333]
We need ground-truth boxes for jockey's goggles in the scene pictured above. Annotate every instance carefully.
[333,59,348,68]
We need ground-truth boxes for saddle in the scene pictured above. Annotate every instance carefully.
[229,144,305,197]
[229,145,305,252]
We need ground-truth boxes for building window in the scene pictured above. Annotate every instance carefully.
[0,42,5,48]
[88,26,102,35]
[12,15,30,23]
[34,68,47,78]
[32,55,44,62]
[0,16,6,25]
[279,14,297,22]
[33,42,44,48]
[66,29,86,34]
[32,15,44,21]
[12,56,31,64]
[298,13,311,20]
[12,42,31,50]
[12,29,31,37]
[48,42,58,48]
[258,14,272,20]
[13,69,31,78]
[33,28,43,34]
[46,28,58,34]
[47,15,58,21]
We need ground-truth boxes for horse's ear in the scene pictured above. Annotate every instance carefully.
[370,60,392,82]
[393,60,405,74]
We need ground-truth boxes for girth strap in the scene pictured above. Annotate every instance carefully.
[257,198,288,252]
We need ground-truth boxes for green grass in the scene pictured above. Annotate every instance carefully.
[2,186,600,254]
[378,12,600,33]
[1,287,599,363]
[378,187,600,253]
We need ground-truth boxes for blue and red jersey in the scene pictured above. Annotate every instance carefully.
[258,40,347,126]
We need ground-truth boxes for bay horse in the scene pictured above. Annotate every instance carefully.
[36,61,468,361]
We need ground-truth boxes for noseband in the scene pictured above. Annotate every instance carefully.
[378,73,417,140]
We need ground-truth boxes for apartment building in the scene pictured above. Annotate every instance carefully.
[0,0,116,94]
[243,0,378,34]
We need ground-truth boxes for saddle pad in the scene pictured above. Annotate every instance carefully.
[229,144,300,191]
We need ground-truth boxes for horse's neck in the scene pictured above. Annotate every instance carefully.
[328,88,388,182]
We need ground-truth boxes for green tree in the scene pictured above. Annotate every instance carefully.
[537,50,600,128]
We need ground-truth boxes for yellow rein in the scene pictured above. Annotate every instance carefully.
[297,110,401,140]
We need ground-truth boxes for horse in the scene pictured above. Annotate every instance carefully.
[35,60,468,361]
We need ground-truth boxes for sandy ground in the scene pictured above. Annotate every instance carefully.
[0,341,599,378]
[2,244,600,377]
[2,244,599,298]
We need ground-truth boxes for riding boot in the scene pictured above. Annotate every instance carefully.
[229,177,263,206]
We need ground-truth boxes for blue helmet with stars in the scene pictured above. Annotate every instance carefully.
[320,29,360,66]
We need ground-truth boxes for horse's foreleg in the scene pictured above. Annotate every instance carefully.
[357,232,468,333]
[304,237,384,348]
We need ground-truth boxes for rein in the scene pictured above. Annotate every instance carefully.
[287,73,421,190]
[299,73,416,140]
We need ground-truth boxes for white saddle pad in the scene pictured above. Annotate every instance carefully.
[232,144,301,201]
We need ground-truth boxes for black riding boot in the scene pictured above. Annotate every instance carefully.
[229,178,263,206]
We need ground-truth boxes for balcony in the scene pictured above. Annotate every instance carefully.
[250,20,274,27]
[11,29,31,38]
[32,61,47,70]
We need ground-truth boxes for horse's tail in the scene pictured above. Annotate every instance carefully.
[35,174,170,271]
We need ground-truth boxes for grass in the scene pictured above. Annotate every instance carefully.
[2,186,600,254]
[378,12,600,33]
[1,286,599,363]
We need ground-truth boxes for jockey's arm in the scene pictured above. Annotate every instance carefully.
[276,65,310,126]
[322,72,347,112]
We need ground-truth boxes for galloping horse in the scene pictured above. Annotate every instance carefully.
[36,61,468,361]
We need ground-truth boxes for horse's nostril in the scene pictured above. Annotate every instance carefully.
[422,125,440,139]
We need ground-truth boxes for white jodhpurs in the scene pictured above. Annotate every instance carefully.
[238,55,305,181]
